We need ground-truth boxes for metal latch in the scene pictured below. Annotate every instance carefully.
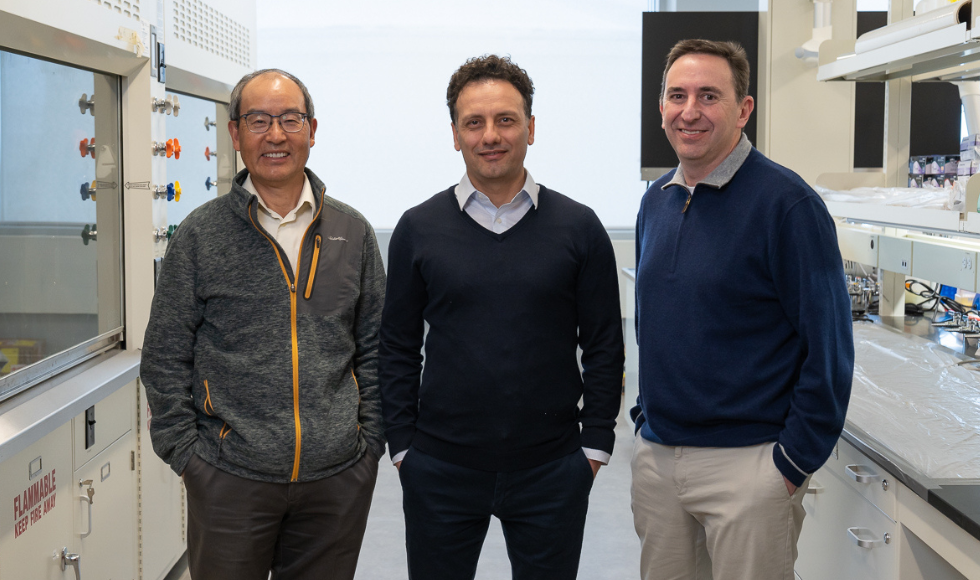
[61,547,81,579]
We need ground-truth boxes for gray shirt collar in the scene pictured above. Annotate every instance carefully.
[662,133,752,191]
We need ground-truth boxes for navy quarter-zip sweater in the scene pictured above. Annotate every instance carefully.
[379,185,624,472]
[632,143,853,487]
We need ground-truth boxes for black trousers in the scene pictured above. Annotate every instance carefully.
[399,447,595,580]
[183,452,378,580]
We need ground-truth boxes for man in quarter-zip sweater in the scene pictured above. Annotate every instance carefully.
[631,40,853,580]
[140,70,385,580]
[380,55,624,580]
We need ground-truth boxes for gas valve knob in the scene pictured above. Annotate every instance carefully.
[204,116,217,131]
[79,138,95,158]
[205,146,218,161]
[205,176,217,191]
[167,224,179,239]
[172,95,181,117]
[81,224,97,245]
[78,93,95,116]
[79,181,96,201]
[166,181,182,202]
[151,97,172,114]
[166,138,181,159]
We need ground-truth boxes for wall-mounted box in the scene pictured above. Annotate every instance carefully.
[837,227,879,267]
[912,244,978,292]
[878,236,912,275]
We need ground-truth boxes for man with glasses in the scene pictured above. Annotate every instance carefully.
[141,69,385,580]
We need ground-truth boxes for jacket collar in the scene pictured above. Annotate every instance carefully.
[229,168,326,220]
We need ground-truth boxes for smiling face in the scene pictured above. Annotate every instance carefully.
[661,53,753,185]
[228,72,317,195]
[452,79,534,201]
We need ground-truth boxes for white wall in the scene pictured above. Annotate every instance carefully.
[256,1,646,229]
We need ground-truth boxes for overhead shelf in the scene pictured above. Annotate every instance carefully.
[825,201,964,231]
[817,22,980,82]
[818,174,980,235]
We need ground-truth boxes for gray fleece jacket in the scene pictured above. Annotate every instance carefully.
[140,168,386,483]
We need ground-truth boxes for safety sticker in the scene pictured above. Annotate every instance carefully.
[12,469,57,539]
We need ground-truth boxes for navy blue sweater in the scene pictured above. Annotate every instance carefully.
[632,148,853,486]
[379,186,624,472]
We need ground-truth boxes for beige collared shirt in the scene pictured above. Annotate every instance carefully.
[244,174,317,276]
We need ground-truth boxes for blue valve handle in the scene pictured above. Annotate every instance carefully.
[205,176,214,191]
[167,183,175,202]
[80,182,92,201]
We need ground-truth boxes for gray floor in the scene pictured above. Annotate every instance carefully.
[174,400,641,579]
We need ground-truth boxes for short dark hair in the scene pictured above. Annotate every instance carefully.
[447,55,534,125]
[228,68,315,120]
[660,39,750,104]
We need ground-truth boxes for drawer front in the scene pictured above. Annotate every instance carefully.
[73,379,135,470]
[797,466,898,580]
[822,438,897,521]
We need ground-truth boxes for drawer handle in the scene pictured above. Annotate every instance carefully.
[847,527,891,549]
[845,464,878,483]
[806,481,824,494]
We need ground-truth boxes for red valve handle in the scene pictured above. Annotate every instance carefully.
[78,138,95,158]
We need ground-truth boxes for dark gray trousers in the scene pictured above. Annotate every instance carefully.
[183,452,378,580]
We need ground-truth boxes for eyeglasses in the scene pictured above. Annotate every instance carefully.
[238,112,309,134]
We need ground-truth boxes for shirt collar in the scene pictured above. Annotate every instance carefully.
[244,174,316,218]
[662,133,752,191]
[454,171,540,210]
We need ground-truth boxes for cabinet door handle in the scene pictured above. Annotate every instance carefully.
[847,527,891,549]
[845,464,878,483]
[61,547,81,580]
[78,479,95,538]
[806,480,824,494]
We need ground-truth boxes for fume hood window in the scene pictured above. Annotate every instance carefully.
[0,50,123,398]
[165,91,223,225]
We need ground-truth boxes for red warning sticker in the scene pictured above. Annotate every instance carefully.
[12,469,57,539]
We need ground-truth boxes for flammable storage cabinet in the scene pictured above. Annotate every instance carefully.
[0,0,251,578]
[1,353,140,579]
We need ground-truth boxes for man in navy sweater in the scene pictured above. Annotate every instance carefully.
[632,39,853,579]
[380,55,624,580]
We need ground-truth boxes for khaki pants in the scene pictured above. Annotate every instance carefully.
[630,434,808,580]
